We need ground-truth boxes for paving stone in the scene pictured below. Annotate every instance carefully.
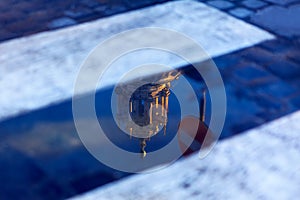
[251,5,300,37]
[110,4,129,13]
[265,60,300,80]
[43,0,71,11]
[28,10,55,23]
[94,5,110,13]
[241,46,280,65]
[95,4,127,16]
[291,95,300,108]
[255,95,283,110]
[259,39,292,54]
[242,0,268,9]
[287,48,300,64]
[213,54,241,70]
[124,0,167,9]
[233,63,272,83]
[14,1,39,13]
[229,7,254,18]
[48,17,77,29]
[80,0,103,8]
[0,29,19,41]
[207,0,235,9]
[0,10,25,23]
[256,81,297,98]
[230,118,262,135]
[6,18,39,33]
[256,108,289,122]
[264,0,299,5]
[64,7,95,19]
[220,83,265,135]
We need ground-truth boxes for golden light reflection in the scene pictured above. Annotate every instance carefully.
[114,70,211,158]
[115,70,180,157]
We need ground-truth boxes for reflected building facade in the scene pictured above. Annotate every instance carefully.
[115,70,181,157]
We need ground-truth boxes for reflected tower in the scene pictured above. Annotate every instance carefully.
[115,70,181,157]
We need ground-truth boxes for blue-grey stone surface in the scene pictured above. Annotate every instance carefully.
[48,17,77,29]
[70,111,300,200]
[207,0,234,9]
[242,0,268,9]
[229,7,254,18]
[251,4,300,37]
[264,0,299,5]
[265,60,300,79]
[0,0,273,121]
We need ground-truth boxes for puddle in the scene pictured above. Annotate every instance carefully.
[0,65,214,196]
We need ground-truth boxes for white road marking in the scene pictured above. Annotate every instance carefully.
[0,0,274,121]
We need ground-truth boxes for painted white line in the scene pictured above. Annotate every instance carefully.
[70,110,300,200]
[0,0,274,121]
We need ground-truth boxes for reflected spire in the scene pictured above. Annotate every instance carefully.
[140,138,147,158]
[115,70,181,157]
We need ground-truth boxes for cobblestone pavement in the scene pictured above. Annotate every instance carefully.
[1,0,300,42]
[0,0,169,42]
[0,0,300,199]
[196,0,300,135]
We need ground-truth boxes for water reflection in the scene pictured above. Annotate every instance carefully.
[110,69,214,157]
[0,66,214,198]
[114,70,181,156]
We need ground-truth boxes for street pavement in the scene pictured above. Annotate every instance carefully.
[71,111,300,200]
[0,0,299,199]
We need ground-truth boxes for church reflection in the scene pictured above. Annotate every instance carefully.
[114,69,212,157]
[115,70,180,157]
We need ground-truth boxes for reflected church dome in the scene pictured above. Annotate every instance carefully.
[115,70,181,157]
